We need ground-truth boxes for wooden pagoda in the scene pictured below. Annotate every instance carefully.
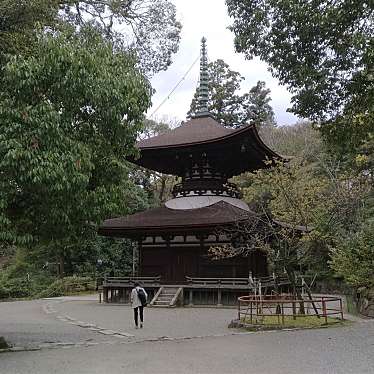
[98,38,282,305]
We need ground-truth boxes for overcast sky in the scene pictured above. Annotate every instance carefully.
[147,0,299,125]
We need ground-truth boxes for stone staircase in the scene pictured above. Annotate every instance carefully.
[150,286,183,307]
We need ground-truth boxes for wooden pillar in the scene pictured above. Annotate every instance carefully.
[251,251,255,276]
[137,240,142,277]
[232,258,236,278]
[103,287,108,303]
[166,237,171,283]
[189,289,193,306]
[198,236,203,277]
[217,289,222,306]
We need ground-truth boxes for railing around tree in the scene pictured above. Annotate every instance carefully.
[238,295,344,325]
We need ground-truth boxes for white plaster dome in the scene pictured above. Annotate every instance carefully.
[165,195,250,211]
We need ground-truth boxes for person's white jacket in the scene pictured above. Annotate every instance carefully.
[131,286,147,308]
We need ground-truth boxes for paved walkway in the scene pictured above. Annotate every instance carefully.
[50,297,239,341]
[0,294,373,373]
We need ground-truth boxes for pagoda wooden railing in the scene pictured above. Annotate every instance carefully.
[186,276,252,286]
[103,275,161,286]
[186,275,290,288]
[172,180,241,198]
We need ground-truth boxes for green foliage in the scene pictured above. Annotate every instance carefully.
[188,59,275,127]
[76,236,136,276]
[330,221,374,288]
[227,0,372,119]
[242,315,342,329]
[0,249,55,299]
[240,160,331,276]
[0,0,60,65]
[36,276,95,298]
[0,27,151,263]
[0,336,9,349]
[0,1,180,294]
[233,144,371,280]
[259,121,323,159]
[61,0,182,75]
[132,119,176,205]
[0,237,135,299]
[226,0,373,156]
[222,0,373,285]
[0,1,181,76]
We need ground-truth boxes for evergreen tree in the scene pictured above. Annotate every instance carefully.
[188,59,275,128]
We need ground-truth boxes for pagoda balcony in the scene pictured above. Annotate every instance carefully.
[172,180,241,199]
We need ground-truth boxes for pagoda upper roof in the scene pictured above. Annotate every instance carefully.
[129,115,282,176]
[98,201,253,238]
[138,116,234,149]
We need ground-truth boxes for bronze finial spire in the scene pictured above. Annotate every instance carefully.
[195,37,210,117]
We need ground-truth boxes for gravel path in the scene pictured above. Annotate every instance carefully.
[0,295,373,374]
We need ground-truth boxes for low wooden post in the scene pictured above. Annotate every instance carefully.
[322,297,328,324]
[99,293,102,303]
[238,299,241,321]
[339,298,344,320]
[250,301,253,324]
[292,296,297,320]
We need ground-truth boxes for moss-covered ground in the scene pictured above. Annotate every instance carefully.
[241,315,347,330]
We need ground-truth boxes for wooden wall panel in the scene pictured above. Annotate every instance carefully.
[139,244,267,283]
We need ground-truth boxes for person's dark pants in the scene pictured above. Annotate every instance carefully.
[133,306,144,326]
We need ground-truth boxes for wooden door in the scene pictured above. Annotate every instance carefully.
[170,248,198,283]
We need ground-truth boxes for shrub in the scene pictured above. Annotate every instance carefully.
[36,276,95,298]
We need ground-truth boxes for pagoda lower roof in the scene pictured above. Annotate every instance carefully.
[98,201,253,238]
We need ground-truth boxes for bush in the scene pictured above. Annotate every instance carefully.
[330,221,374,288]
[36,276,95,298]
[0,336,9,349]
[0,277,30,299]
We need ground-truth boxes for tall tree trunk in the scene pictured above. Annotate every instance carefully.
[285,267,305,315]
[159,176,167,202]
[58,254,65,278]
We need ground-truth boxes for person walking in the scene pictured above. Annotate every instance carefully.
[131,282,148,329]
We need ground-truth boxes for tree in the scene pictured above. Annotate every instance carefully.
[330,221,374,288]
[245,80,276,128]
[0,0,182,76]
[188,59,275,128]
[223,148,370,288]
[0,27,151,274]
[213,158,329,297]
[0,0,60,66]
[226,0,373,155]
[259,121,323,159]
[61,0,182,75]
[132,119,176,205]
